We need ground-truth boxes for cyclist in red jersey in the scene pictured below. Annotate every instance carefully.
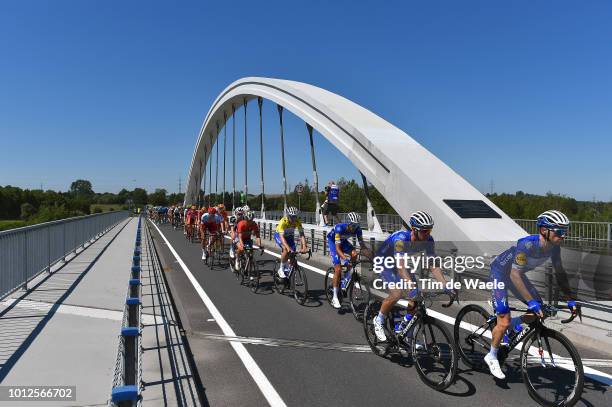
[235,210,263,269]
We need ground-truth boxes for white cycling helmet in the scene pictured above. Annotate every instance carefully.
[347,212,361,224]
[286,206,299,217]
[537,210,570,229]
[234,207,244,216]
[244,210,255,221]
[242,205,250,212]
[409,211,434,230]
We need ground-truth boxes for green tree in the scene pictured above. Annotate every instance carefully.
[20,202,36,220]
[132,188,148,206]
[70,179,94,198]
[148,189,168,206]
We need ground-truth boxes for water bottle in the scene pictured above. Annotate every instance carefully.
[395,313,413,334]
[503,316,523,344]
[340,270,350,290]
[392,312,404,333]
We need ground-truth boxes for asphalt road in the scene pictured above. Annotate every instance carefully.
[149,221,611,407]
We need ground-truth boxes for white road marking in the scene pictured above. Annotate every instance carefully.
[151,221,287,407]
[0,298,160,325]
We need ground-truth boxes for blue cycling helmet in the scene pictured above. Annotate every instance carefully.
[536,210,570,229]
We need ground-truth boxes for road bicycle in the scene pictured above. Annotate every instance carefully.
[453,302,583,406]
[363,292,458,390]
[235,246,265,292]
[273,250,311,305]
[204,231,224,267]
[324,250,371,320]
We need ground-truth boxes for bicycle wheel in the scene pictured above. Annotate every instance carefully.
[273,261,286,294]
[453,304,495,370]
[521,328,584,407]
[248,258,260,293]
[235,256,244,284]
[324,267,335,306]
[412,316,458,390]
[348,275,370,321]
[292,266,308,305]
[362,300,391,357]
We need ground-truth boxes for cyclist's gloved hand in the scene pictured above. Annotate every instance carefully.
[528,299,542,313]
[342,258,351,266]
[567,300,576,311]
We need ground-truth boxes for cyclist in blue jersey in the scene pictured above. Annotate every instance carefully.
[323,181,340,226]
[372,211,455,342]
[484,210,577,380]
[326,212,372,309]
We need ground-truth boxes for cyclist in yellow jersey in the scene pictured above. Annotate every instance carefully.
[274,206,308,278]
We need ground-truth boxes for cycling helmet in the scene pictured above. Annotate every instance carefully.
[208,207,216,215]
[244,210,255,221]
[347,212,361,224]
[242,205,250,212]
[234,207,244,216]
[409,211,434,230]
[536,210,570,229]
[228,215,237,225]
[286,206,299,217]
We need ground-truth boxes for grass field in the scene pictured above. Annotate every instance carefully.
[0,220,27,232]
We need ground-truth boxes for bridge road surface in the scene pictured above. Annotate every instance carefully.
[149,221,611,407]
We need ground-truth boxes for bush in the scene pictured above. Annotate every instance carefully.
[93,207,103,214]
[20,202,36,220]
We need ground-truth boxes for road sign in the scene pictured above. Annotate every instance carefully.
[295,183,304,195]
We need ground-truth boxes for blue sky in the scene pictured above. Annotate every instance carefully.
[1,1,610,201]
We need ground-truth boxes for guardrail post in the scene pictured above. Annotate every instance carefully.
[310,229,315,252]
[23,231,28,291]
[122,327,139,385]
[47,225,51,273]
[323,231,327,255]
[62,222,66,262]
[127,297,140,327]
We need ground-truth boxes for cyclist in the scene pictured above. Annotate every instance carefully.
[274,206,308,278]
[185,205,198,240]
[372,211,455,342]
[217,204,229,233]
[484,210,576,380]
[327,212,371,309]
[200,207,223,260]
[235,210,263,271]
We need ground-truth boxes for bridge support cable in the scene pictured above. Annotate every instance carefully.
[223,112,227,208]
[243,98,249,208]
[198,160,203,207]
[232,104,236,210]
[306,123,323,226]
[258,97,266,219]
[215,122,220,200]
[277,104,288,212]
[208,133,213,207]
[360,172,383,233]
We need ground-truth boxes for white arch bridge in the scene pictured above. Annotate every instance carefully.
[185,77,524,244]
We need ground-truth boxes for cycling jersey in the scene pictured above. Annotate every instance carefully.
[327,223,363,266]
[201,213,223,224]
[376,230,435,296]
[489,235,557,314]
[237,220,260,241]
[275,216,304,238]
[327,184,339,203]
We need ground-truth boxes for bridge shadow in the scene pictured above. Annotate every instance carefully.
[0,220,130,382]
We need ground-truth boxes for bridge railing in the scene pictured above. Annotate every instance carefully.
[0,211,129,301]
[259,210,612,243]
[110,217,143,407]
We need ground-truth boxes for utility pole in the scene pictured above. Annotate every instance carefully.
[489,179,495,195]
[178,176,182,195]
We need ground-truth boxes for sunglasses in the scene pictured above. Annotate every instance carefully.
[550,228,568,237]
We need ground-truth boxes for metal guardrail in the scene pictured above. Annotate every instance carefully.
[260,210,612,242]
[110,217,143,406]
[0,211,129,300]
